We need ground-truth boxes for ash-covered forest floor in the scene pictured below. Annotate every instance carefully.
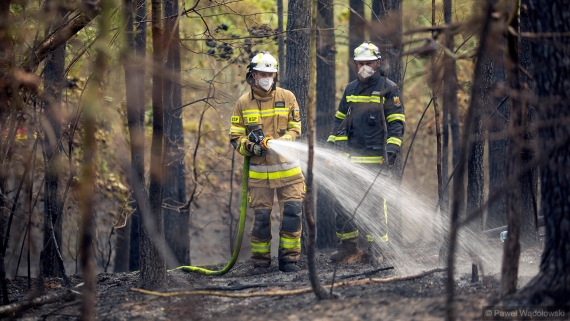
[6,242,543,320]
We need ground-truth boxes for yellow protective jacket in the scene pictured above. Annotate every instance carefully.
[229,86,304,188]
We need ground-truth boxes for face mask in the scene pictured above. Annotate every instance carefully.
[358,65,375,79]
[257,77,274,91]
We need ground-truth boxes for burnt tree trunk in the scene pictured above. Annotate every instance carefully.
[371,0,402,86]
[140,0,166,289]
[517,0,540,248]
[163,0,189,268]
[438,0,451,228]
[283,0,310,133]
[485,62,509,230]
[277,0,285,76]
[315,0,336,249]
[507,0,570,304]
[348,0,364,82]
[129,0,147,272]
[0,0,12,305]
[41,1,66,278]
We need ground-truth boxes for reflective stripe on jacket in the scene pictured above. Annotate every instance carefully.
[230,87,304,188]
[328,73,405,158]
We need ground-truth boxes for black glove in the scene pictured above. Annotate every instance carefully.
[387,152,397,168]
[335,140,348,152]
[244,141,267,157]
[386,144,399,168]
[253,143,268,157]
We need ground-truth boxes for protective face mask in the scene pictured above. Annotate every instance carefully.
[257,77,274,91]
[358,65,375,79]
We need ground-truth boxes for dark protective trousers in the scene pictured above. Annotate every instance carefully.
[248,181,305,267]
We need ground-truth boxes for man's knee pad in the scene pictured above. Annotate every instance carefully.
[252,209,271,239]
[281,200,302,232]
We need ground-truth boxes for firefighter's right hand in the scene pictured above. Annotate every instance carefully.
[334,140,348,151]
[253,143,268,157]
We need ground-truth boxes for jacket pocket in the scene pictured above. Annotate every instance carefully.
[364,110,384,149]
[277,114,288,134]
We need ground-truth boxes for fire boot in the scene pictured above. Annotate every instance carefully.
[279,261,300,273]
[252,263,270,275]
[367,243,385,267]
[330,237,359,262]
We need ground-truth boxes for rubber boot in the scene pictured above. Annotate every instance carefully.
[367,243,384,267]
[252,263,270,275]
[330,238,359,262]
[279,261,300,273]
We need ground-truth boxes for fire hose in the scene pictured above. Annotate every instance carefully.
[173,156,249,275]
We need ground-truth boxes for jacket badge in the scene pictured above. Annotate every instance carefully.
[393,96,401,106]
[292,110,301,122]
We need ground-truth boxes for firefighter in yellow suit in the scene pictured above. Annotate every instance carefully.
[229,52,305,274]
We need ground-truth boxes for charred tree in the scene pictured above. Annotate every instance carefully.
[0,0,12,305]
[140,0,166,289]
[79,0,112,318]
[504,0,570,304]
[40,0,66,278]
[517,0,540,248]
[485,64,509,229]
[129,0,147,272]
[315,0,336,249]
[371,0,403,86]
[348,0,364,82]
[442,0,459,228]
[282,0,310,133]
[277,0,285,76]
[163,0,189,268]
[116,0,147,272]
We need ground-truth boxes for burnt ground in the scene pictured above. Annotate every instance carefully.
[4,243,543,321]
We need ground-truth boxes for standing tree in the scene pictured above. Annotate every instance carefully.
[117,0,148,272]
[277,0,285,76]
[40,0,66,277]
[315,0,336,249]
[504,0,570,304]
[0,0,12,305]
[517,0,540,247]
[163,0,189,268]
[483,2,509,231]
[79,0,112,317]
[140,0,166,289]
[282,0,311,131]
[371,0,403,86]
[129,0,147,272]
[348,0,364,82]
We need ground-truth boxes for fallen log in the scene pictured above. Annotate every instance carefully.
[0,289,80,318]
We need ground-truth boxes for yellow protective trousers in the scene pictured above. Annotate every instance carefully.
[248,181,305,267]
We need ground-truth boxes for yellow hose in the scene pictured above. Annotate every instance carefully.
[173,156,249,275]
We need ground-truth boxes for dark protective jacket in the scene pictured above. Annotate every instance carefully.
[327,72,405,163]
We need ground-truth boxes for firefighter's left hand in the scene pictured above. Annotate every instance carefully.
[387,151,397,169]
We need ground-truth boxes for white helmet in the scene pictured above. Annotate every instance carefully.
[353,42,381,61]
[250,52,278,72]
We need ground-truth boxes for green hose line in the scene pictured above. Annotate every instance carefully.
[173,156,249,275]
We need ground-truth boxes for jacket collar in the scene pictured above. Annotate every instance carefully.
[251,86,275,102]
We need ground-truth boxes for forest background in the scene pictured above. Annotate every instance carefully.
[1,0,554,299]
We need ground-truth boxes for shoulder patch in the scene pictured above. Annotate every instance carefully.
[292,109,301,122]
[275,101,286,107]
[231,116,240,123]
[393,96,401,106]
